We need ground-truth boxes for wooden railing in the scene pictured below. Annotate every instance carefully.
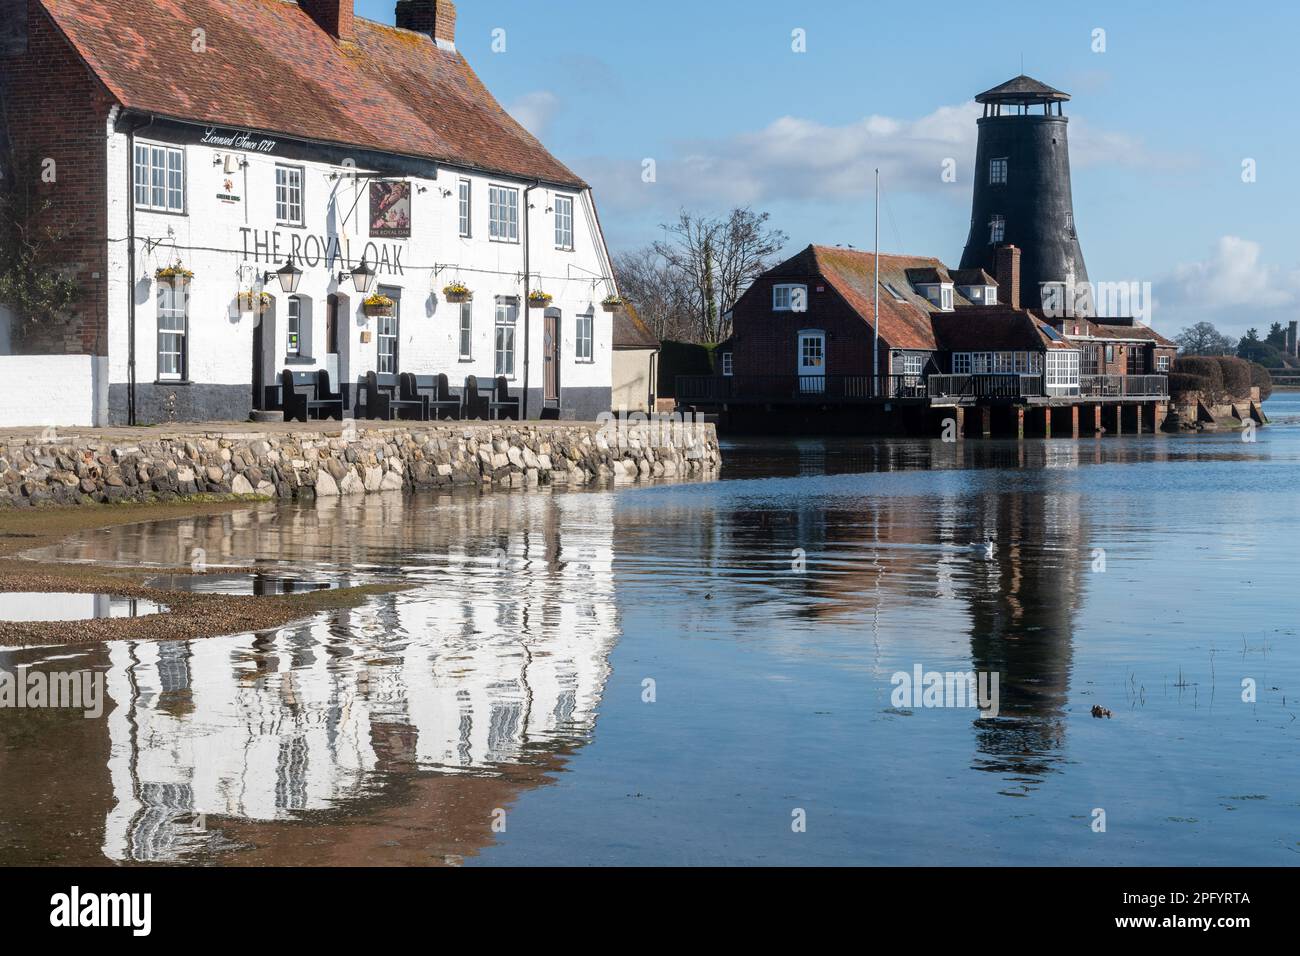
[927,374,1045,399]
[674,374,928,403]
[1079,374,1169,397]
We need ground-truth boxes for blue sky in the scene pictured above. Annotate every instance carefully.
[357,0,1299,338]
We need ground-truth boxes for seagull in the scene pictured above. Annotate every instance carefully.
[971,537,995,560]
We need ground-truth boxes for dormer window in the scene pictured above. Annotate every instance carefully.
[989,157,1008,185]
[940,286,953,311]
[917,283,955,311]
[985,286,997,305]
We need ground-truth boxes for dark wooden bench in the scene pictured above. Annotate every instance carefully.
[281,369,344,422]
[364,371,425,420]
[402,373,461,420]
[461,375,489,420]
[487,375,520,421]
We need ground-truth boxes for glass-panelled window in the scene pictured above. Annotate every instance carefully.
[157,284,187,380]
[721,352,733,376]
[576,309,593,361]
[458,179,471,237]
[134,142,184,212]
[1156,354,1170,372]
[952,353,972,375]
[495,297,517,376]
[377,290,399,374]
[902,353,924,384]
[489,185,519,242]
[773,284,807,311]
[276,165,304,225]
[989,214,1005,244]
[554,195,574,249]
[1045,350,1081,391]
[989,157,1008,184]
[287,296,302,357]
[1126,345,1145,375]
[458,301,473,359]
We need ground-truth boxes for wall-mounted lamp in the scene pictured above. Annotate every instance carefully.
[265,257,302,294]
[337,259,376,295]
[439,187,453,198]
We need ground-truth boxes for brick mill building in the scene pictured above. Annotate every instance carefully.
[685,76,1179,437]
[0,0,622,425]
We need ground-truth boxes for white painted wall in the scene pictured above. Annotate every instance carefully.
[0,354,107,426]
[107,125,617,416]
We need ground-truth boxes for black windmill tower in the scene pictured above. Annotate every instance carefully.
[959,75,1091,314]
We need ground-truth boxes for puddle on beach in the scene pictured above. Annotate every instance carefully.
[0,396,1297,866]
[143,572,356,596]
[0,593,167,623]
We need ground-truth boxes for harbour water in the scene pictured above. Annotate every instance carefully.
[2,396,1297,866]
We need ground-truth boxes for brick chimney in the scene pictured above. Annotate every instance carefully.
[301,0,354,42]
[995,244,1021,310]
[396,0,457,47]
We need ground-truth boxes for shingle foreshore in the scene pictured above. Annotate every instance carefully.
[0,420,721,507]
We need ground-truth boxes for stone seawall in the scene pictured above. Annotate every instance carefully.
[0,420,721,507]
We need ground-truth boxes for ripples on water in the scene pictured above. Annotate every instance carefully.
[1,396,1298,866]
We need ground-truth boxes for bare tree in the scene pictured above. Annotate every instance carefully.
[1175,321,1237,356]
[612,247,692,341]
[648,207,787,343]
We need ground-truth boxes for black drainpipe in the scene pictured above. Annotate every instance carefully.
[521,180,540,419]
[124,112,156,426]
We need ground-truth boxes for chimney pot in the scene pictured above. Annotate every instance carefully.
[396,0,457,47]
[300,0,354,42]
[995,244,1021,310]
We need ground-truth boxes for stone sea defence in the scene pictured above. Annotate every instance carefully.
[0,419,721,508]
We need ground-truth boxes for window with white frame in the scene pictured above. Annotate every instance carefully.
[940,286,954,311]
[458,301,473,359]
[157,284,187,380]
[989,214,1005,244]
[554,195,574,249]
[721,352,733,376]
[495,297,518,376]
[1045,350,1081,391]
[286,295,302,357]
[134,142,184,213]
[989,157,1008,185]
[576,309,593,361]
[952,353,971,375]
[1156,354,1170,372]
[458,179,471,237]
[275,165,304,226]
[773,283,807,312]
[985,285,998,305]
[489,185,520,242]
[377,289,399,374]
[902,353,924,383]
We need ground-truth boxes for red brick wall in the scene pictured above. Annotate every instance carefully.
[731,275,889,378]
[0,1,113,355]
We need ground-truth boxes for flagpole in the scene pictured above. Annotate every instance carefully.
[873,168,880,395]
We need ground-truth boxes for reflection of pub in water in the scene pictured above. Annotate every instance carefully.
[100,494,618,864]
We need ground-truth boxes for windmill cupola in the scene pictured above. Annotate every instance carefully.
[959,75,1091,314]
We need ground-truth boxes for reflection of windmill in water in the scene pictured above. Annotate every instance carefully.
[101,493,620,864]
[961,486,1087,794]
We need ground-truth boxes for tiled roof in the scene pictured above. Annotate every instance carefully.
[37,0,586,187]
[1060,317,1177,348]
[765,246,961,350]
[933,309,1073,352]
[612,301,659,350]
[950,268,995,286]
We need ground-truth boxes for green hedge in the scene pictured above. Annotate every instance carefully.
[657,340,716,397]
[1214,356,1253,397]
[1250,362,1273,401]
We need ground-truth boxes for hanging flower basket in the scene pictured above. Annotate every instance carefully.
[237,290,273,314]
[601,294,624,313]
[155,261,194,288]
[527,290,552,309]
[363,293,395,317]
[443,281,473,304]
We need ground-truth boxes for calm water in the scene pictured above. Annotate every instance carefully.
[2,397,1298,866]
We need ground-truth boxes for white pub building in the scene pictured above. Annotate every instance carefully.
[0,0,620,424]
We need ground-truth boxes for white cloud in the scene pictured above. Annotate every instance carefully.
[1154,236,1300,337]
[582,101,1177,215]
[507,91,561,139]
